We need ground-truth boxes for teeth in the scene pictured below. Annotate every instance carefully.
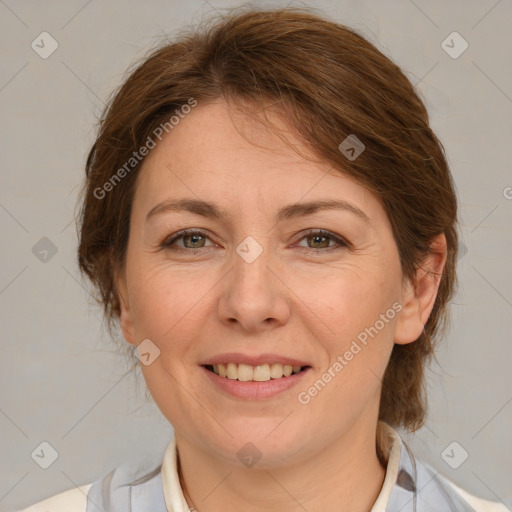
[270,363,283,378]
[253,364,270,381]
[237,363,253,382]
[211,363,304,381]
[226,362,238,380]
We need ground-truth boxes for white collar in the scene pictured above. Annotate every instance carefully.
[370,422,403,511]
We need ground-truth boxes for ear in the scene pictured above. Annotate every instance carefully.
[116,268,137,346]
[394,233,448,345]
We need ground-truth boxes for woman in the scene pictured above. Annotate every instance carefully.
[17,6,507,512]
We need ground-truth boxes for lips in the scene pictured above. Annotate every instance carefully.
[199,352,312,398]
[201,364,311,399]
[200,352,311,368]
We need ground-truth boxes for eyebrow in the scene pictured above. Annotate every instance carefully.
[145,198,371,224]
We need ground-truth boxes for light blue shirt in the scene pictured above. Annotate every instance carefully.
[18,423,508,511]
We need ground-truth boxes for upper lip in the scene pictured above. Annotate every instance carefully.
[201,353,311,367]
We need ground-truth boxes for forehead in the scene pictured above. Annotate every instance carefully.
[133,98,379,220]
[144,98,324,174]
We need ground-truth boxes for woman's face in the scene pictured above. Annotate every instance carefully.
[117,98,424,466]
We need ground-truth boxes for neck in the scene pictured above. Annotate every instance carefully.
[175,415,387,512]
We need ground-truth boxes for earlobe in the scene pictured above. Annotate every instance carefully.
[116,271,137,346]
[394,233,448,345]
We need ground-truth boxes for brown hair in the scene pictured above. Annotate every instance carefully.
[77,6,458,431]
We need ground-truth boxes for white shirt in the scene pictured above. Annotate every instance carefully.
[16,423,508,511]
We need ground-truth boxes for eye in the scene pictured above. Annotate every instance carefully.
[160,228,349,254]
[161,229,214,252]
[295,229,349,254]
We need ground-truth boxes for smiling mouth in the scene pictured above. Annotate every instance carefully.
[203,363,311,382]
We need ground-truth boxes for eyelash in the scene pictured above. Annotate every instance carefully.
[160,228,349,255]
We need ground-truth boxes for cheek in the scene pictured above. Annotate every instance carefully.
[291,261,399,342]
[298,274,397,420]
[126,260,215,348]
[291,263,399,393]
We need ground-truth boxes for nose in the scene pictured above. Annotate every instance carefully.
[217,240,291,333]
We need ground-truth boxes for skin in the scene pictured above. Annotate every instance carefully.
[117,98,447,512]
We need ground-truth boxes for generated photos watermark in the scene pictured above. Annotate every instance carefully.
[93,97,198,200]
[297,302,403,405]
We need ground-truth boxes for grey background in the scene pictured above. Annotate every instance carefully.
[1,0,511,510]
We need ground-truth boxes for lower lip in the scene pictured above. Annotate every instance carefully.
[201,366,311,399]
